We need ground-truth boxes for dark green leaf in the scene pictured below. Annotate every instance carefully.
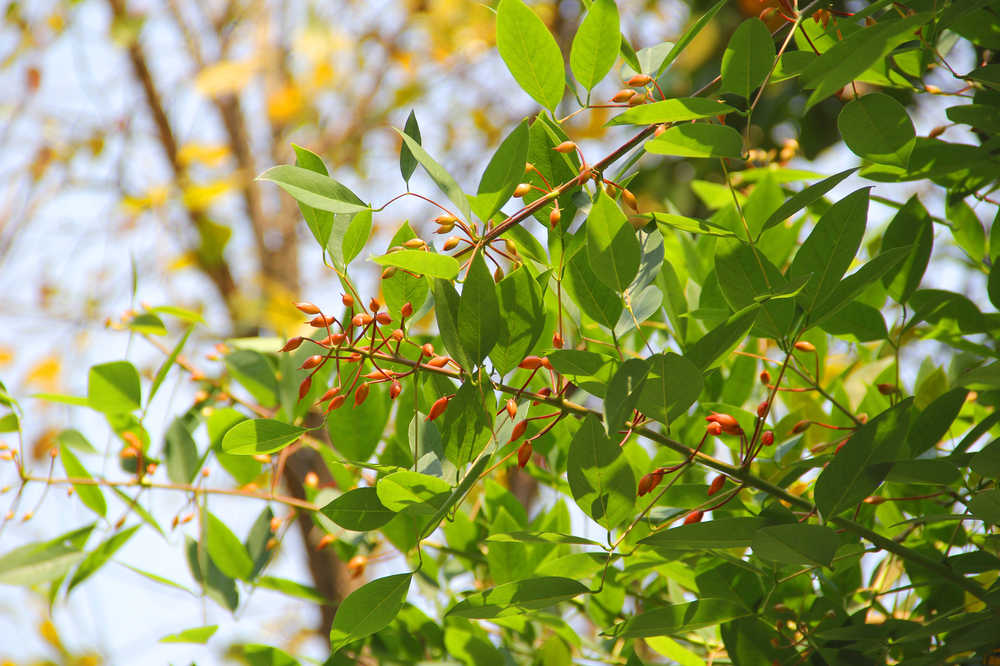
[486,531,603,546]
[399,110,421,185]
[495,0,565,111]
[433,278,473,370]
[969,489,1000,525]
[654,0,728,78]
[587,190,641,292]
[762,168,857,234]
[639,517,765,550]
[721,19,775,99]
[607,599,751,638]
[491,266,545,374]
[441,380,494,467]
[810,246,910,328]
[321,487,395,531]
[149,325,193,405]
[607,98,737,126]
[88,361,141,414]
[687,305,758,371]
[971,439,1000,479]
[326,382,390,461]
[881,195,933,304]
[752,524,839,567]
[473,120,530,222]
[565,247,622,329]
[548,350,607,377]
[635,353,704,425]
[814,399,913,518]
[395,130,472,221]
[329,573,412,652]
[645,124,744,159]
[570,0,620,91]
[447,577,588,619]
[604,358,649,435]
[566,414,636,529]
[458,251,501,367]
[221,419,306,456]
[909,388,967,456]
[839,93,915,167]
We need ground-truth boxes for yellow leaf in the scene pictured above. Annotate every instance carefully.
[267,84,305,122]
[182,179,236,211]
[178,143,230,167]
[194,60,256,98]
[26,356,61,392]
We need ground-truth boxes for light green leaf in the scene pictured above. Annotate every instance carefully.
[639,517,765,550]
[458,251,501,366]
[648,211,735,236]
[376,470,452,514]
[491,266,545,375]
[204,511,254,581]
[221,419,306,456]
[394,130,472,221]
[320,487,396,531]
[257,164,368,214]
[88,361,141,414]
[567,414,636,529]
[330,573,412,652]
[163,417,200,484]
[149,325,193,405]
[762,167,857,233]
[473,120,530,222]
[496,0,565,111]
[371,249,460,279]
[654,0,728,78]
[447,576,589,619]
[645,124,743,159]
[607,98,737,126]
[752,524,839,567]
[721,19,775,99]
[635,353,703,425]
[160,625,218,644]
[570,0,620,91]
[255,576,331,605]
[604,358,649,435]
[59,444,106,517]
[587,190,641,292]
[0,525,94,587]
[68,525,141,592]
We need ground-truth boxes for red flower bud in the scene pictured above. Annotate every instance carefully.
[517,441,532,468]
[706,422,723,436]
[549,205,561,228]
[706,412,742,435]
[390,380,402,400]
[708,475,726,496]
[354,382,370,406]
[638,470,664,496]
[509,420,527,443]
[322,332,346,346]
[532,387,552,406]
[391,328,404,341]
[325,395,346,412]
[877,383,897,395]
[427,395,450,421]
[761,430,775,446]
[760,370,771,385]
[318,387,340,403]
[369,298,380,313]
[757,400,769,418]
[376,312,392,326]
[352,313,373,327]
[295,302,321,315]
[683,510,704,525]
[298,376,312,400]
[309,315,335,328]
[791,420,811,434]
[280,336,304,352]
[552,331,564,348]
[518,356,544,370]
[421,343,435,357]
[506,398,518,420]
[401,302,413,318]
[301,355,324,370]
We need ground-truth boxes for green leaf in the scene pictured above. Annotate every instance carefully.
[491,266,545,375]
[639,517,765,550]
[128,312,166,335]
[376,470,452,514]
[880,195,933,304]
[185,536,238,611]
[149,325,193,405]
[715,237,793,337]
[441,380,494,467]
[225,349,279,408]
[433,278,473,370]
[160,625,218,644]
[814,399,913,518]
[242,644,300,666]
[111,487,165,537]
[687,305,758,371]
[587,190,641,292]
[654,0,727,78]
[255,576,331,605]
[548,350,606,377]
[340,208,372,266]
[329,573,412,652]
[486,531,603,546]
[607,98,737,126]
[221,419,306,456]
[68,525,141,592]
[565,248,624,329]
[163,417,200,484]
[947,104,1000,134]
[752,524,839,567]
[801,13,932,110]
[908,388,967,457]
[204,511,254,581]
[458,251,501,367]
[645,124,743,159]
[58,429,97,454]
[720,19,775,99]
[607,599,751,638]
[447,577,589,619]
[399,109,421,185]
[788,187,871,317]
[59,444,106,517]
[648,211,735,237]
[320,487,396,531]
[88,361,141,414]
[382,223,430,316]
[969,489,1000,525]
[635,353,704,425]
[762,168,858,234]
[772,50,815,82]
[394,130,472,221]
[567,414,636,529]
[326,382,390,461]
[257,164,368,214]
[0,524,94,587]
[971,439,1000,479]
[810,246,911,328]
[839,93,915,167]
[604,358,649,435]
[372,249,459,279]
[472,119,530,222]
[496,0,565,111]
[569,0,620,91]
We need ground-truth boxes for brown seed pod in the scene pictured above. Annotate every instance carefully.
[401,302,413,318]
[443,236,460,251]
[760,370,771,384]
[791,420,811,434]
[508,420,527,443]
[376,312,392,326]
[309,315,335,328]
[325,395,346,412]
[390,380,402,400]
[757,400,770,418]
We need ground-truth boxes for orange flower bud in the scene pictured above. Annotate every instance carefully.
[761,431,775,446]
[352,313,373,327]
[281,336,304,352]
[427,395,450,421]
[683,510,704,525]
[506,398,518,420]
[421,343,434,357]
[877,383,897,395]
[382,266,397,279]
[794,341,816,352]
[638,470,664,496]
[494,266,505,282]
[269,516,282,532]
[347,554,367,578]
[376,312,392,326]
[706,412,742,435]
[517,355,544,370]
[626,74,652,87]
[513,183,532,198]
[517,441,533,468]
[549,205,561,228]
[863,495,885,505]
[401,302,413,318]
[706,422,723,436]
[298,376,312,400]
[324,332,346,346]
[318,387,340,403]
[368,298,380,313]
[443,236,460,251]
[316,534,335,551]
[354,383,370,406]
[342,294,354,308]
[427,356,449,368]
[628,93,646,106]
[653,124,667,137]
[295,302,321,315]
[304,471,319,488]
[708,475,726,496]
[611,89,636,103]
[391,328,404,341]
[532,386,552,405]
[552,331,564,348]
[390,380,402,400]
[757,401,769,418]
[553,141,577,154]
[509,420,528,443]
[760,370,771,384]
[325,395,346,413]
[403,238,426,249]
[433,214,458,227]
[301,355,324,370]
[309,315,335,328]
[791,420,811,434]
[622,189,638,212]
